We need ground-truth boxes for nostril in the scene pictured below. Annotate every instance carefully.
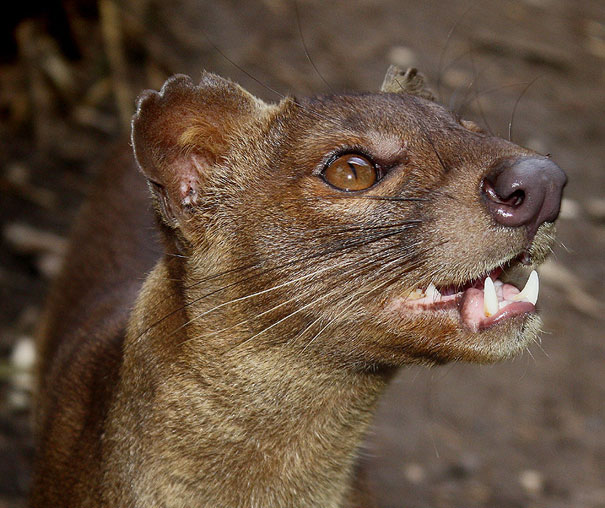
[508,191,524,207]
[482,179,524,207]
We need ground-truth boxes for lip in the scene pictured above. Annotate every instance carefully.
[459,287,535,331]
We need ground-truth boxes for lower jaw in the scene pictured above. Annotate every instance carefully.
[373,294,542,365]
[411,310,542,364]
[456,311,541,362]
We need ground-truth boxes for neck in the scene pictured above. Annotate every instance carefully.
[105,257,390,507]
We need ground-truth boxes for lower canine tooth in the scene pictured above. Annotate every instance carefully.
[513,270,539,305]
[484,277,499,317]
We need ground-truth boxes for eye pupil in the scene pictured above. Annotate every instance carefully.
[323,154,377,191]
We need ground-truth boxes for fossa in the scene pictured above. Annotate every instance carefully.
[32,66,566,507]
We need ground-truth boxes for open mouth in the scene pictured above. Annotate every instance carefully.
[395,264,539,332]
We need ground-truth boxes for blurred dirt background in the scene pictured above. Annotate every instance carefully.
[1,0,604,507]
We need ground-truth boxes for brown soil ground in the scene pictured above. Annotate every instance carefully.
[1,1,603,507]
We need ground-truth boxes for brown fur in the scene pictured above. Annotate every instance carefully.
[32,68,559,507]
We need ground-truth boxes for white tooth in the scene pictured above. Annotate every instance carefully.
[513,270,539,305]
[406,288,424,300]
[425,283,441,300]
[484,277,499,317]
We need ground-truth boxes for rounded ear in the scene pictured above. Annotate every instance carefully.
[131,73,267,229]
[380,65,435,101]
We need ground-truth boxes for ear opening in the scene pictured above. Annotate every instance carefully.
[145,152,209,229]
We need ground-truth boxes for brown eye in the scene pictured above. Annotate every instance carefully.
[322,154,377,191]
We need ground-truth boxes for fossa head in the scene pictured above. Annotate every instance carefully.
[131,67,566,368]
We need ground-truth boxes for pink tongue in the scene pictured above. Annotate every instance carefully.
[459,286,535,332]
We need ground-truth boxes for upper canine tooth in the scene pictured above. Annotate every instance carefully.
[484,277,499,317]
[425,283,441,300]
[513,269,539,305]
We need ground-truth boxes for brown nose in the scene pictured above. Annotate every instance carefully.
[481,156,567,242]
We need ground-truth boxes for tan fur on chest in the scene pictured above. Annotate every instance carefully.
[31,66,565,507]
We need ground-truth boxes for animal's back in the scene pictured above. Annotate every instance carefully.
[32,146,161,506]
